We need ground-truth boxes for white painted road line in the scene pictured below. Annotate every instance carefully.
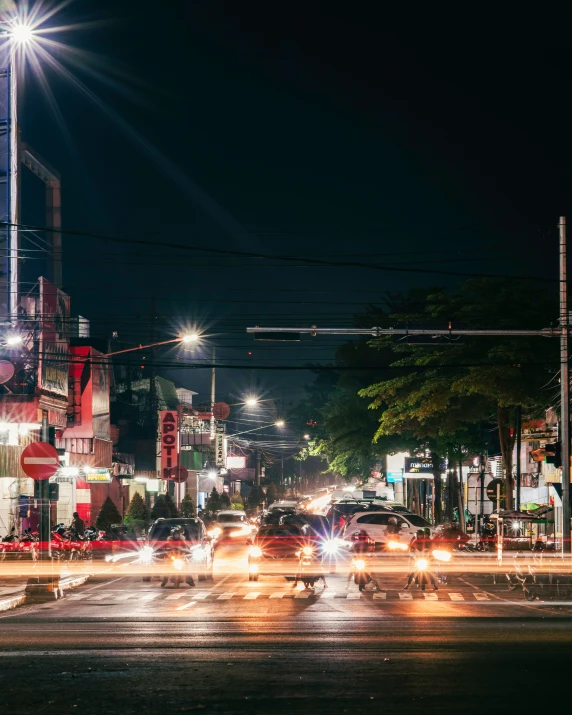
[321,590,336,598]
[87,594,109,600]
[346,592,361,600]
[140,593,159,601]
[115,593,138,601]
[423,592,438,600]
[448,593,465,601]
[294,591,312,599]
[193,592,210,600]
[217,593,236,600]
[269,592,285,599]
[176,600,197,611]
[244,592,261,600]
[165,593,187,600]
[373,592,387,599]
[474,593,490,601]
[398,592,413,600]
[67,594,90,600]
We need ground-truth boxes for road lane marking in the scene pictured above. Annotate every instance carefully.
[346,592,361,600]
[269,592,285,599]
[115,593,138,600]
[176,600,197,611]
[423,592,438,600]
[320,590,336,598]
[474,592,490,600]
[67,594,90,600]
[87,594,109,600]
[373,592,387,599]
[165,593,186,600]
[398,592,413,600]
[294,591,312,599]
[193,592,209,600]
[217,593,236,600]
[243,592,261,600]
[448,592,465,601]
[140,593,159,601]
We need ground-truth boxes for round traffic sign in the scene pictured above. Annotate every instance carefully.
[167,466,189,483]
[213,402,230,420]
[20,442,60,481]
[486,478,506,502]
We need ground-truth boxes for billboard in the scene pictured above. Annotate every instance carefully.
[404,457,435,478]
[38,277,70,398]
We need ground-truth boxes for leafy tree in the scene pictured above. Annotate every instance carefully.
[150,494,171,520]
[180,492,195,517]
[95,497,123,532]
[164,492,179,517]
[247,485,265,509]
[205,487,221,514]
[123,492,149,533]
[230,493,244,510]
[265,483,278,505]
[219,491,231,509]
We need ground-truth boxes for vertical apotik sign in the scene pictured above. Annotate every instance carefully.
[160,410,179,479]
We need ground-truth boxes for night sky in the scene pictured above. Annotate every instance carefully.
[18,0,572,411]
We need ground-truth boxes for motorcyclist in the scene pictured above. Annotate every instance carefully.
[386,516,400,536]
[347,530,379,590]
[161,526,195,588]
[71,512,85,537]
[405,530,438,590]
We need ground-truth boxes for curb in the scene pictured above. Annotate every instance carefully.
[0,592,27,612]
[24,573,91,603]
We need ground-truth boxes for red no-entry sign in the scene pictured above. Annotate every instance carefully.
[20,442,60,481]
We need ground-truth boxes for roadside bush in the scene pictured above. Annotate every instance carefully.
[95,497,123,533]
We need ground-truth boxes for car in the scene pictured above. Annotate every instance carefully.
[247,525,309,581]
[343,511,436,547]
[210,510,254,543]
[140,517,214,582]
[371,501,413,514]
[325,501,387,528]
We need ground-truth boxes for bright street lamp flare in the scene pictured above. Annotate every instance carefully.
[9,22,35,45]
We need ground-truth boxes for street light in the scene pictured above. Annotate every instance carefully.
[245,397,259,407]
[8,22,35,45]
[5,334,22,346]
[181,333,199,344]
[303,434,310,440]
[275,420,285,428]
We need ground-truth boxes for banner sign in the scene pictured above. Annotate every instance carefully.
[160,410,179,479]
[215,432,226,467]
[387,470,404,483]
[38,278,70,398]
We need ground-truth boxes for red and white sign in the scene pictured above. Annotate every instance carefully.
[160,410,179,479]
[227,455,246,469]
[20,442,60,481]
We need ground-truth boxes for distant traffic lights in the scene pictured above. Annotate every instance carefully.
[544,443,562,468]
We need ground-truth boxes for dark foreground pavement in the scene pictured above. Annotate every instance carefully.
[1,550,571,715]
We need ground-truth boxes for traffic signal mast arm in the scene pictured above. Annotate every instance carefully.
[246,327,560,337]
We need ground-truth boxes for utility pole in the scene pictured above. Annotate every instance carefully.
[560,217,570,553]
[255,449,261,487]
[39,410,51,559]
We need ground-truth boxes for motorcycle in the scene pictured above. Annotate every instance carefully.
[411,555,434,591]
[431,548,452,584]
[295,545,324,589]
[160,547,194,588]
[352,556,377,592]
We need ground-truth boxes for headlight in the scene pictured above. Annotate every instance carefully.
[322,540,340,555]
[139,546,155,565]
[230,527,251,538]
[354,559,365,571]
[172,558,184,571]
[302,546,314,556]
[208,527,221,538]
[432,549,451,562]
[415,558,429,571]
[249,563,259,574]
[249,546,262,558]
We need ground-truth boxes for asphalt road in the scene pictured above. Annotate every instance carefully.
[1,544,571,715]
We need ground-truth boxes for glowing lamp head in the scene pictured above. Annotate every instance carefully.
[6,335,22,346]
[245,397,258,407]
[275,420,285,428]
[9,22,34,45]
[181,333,199,344]
[301,546,314,556]
[303,434,310,440]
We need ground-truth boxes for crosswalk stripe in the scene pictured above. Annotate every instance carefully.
[193,592,210,600]
[474,592,490,601]
[423,592,438,600]
[115,593,138,600]
[140,593,159,601]
[448,592,465,601]
[217,593,236,600]
[87,594,109,600]
[321,590,336,598]
[294,591,312,599]
[243,592,260,600]
[67,594,89,600]
[165,593,187,600]
[176,600,197,611]
[373,592,387,599]
[269,592,285,599]
[346,592,361,599]
[399,592,413,600]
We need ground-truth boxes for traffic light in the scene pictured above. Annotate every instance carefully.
[544,443,562,468]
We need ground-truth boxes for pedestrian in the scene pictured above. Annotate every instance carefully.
[71,511,85,537]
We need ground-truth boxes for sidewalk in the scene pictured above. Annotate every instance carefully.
[0,577,29,611]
